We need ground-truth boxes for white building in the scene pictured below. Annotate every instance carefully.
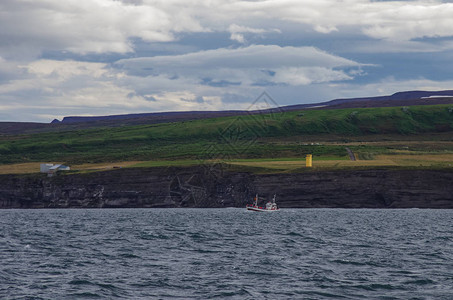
[40,163,54,173]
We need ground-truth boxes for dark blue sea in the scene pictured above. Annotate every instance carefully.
[1,208,452,299]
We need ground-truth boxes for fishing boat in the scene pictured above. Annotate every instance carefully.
[246,194,279,212]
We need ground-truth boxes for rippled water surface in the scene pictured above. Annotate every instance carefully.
[1,208,452,299]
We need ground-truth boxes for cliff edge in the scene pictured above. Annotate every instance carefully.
[0,167,452,209]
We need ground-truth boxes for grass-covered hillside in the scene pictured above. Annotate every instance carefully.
[1,104,453,165]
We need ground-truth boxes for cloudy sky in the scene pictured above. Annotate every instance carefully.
[1,0,453,122]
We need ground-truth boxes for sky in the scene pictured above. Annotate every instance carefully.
[1,0,453,122]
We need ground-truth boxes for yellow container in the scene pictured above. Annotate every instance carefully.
[306,154,312,167]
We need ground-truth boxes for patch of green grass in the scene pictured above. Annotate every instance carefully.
[130,160,201,168]
[229,156,347,163]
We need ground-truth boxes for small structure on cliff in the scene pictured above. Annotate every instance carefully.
[40,163,70,177]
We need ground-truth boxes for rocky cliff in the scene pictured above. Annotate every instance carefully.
[0,167,452,208]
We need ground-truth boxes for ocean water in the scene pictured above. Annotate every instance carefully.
[1,208,452,299]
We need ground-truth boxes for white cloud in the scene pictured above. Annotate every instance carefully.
[25,60,109,79]
[0,60,137,119]
[233,0,453,42]
[230,33,246,44]
[360,2,453,41]
[272,67,353,86]
[116,44,364,85]
[331,77,453,100]
[228,24,280,43]
[0,0,207,58]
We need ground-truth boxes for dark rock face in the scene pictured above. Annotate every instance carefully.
[0,168,452,209]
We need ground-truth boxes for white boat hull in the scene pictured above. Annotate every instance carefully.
[246,205,279,212]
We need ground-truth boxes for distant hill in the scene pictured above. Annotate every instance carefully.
[1,90,453,135]
[280,90,453,111]
[55,111,250,125]
[1,103,453,165]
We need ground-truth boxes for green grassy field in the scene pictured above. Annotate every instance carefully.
[1,104,453,170]
[3,153,453,175]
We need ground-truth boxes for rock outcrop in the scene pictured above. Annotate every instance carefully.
[0,167,452,208]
